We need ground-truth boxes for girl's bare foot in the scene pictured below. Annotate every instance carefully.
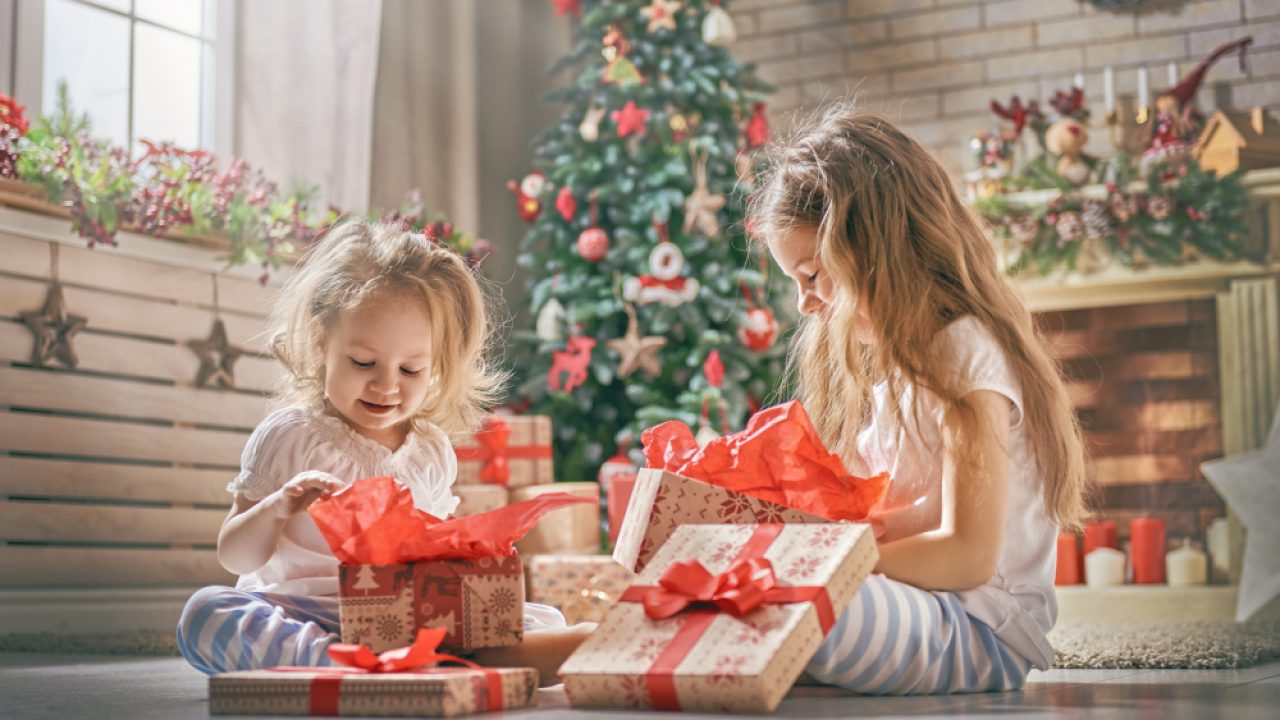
[471,623,596,687]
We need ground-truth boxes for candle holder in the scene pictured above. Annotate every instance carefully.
[1102,95,1151,154]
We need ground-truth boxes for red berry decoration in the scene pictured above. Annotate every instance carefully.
[738,307,779,352]
[577,226,610,262]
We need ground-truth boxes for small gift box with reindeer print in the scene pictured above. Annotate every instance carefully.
[310,476,593,653]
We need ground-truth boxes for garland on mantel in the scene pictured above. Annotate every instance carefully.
[0,86,492,281]
[973,160,1250,277]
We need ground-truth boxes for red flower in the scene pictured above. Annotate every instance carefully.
[0,93,30,135]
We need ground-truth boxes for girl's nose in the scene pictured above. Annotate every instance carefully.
[369,367,397,395]
[798,289,825,316]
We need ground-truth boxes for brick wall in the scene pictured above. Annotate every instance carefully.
[1038,299,1225,547]
[733,0,1280,174]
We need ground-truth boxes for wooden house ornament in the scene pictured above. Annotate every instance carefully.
[1194,106,1280,176]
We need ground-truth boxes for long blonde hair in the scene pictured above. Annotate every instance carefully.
[749,104,1089,529]
[268,218,507,436]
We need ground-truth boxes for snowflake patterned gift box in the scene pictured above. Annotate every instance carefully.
[453,415,553,488]
[561,522,878,713]
[209,628,538,718]
[614,401,889,573]
[310,476,593,654]
[527,554,635,624]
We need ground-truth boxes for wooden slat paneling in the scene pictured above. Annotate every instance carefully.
[0,412,246,467]
[0,276,269,354]
[0,366,268,430]
[0,231,274,316]
[0,456,231,505]
[0,319,279,393]
[0,500,225,545]
[0,546,232,587]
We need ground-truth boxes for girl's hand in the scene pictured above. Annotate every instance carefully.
[269,471,346,518]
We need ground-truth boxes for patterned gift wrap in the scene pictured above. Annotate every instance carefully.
[452,484,508,517]
[509,482,600,556]
[209,665,537,717]
[527,555,635,624]
[562,523,878,713]
[453,415,553,488]
[338,557,524,653]
[613,468,828,573]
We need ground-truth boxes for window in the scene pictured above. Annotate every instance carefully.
[12,0,233,155]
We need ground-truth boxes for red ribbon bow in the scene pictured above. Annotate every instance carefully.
[270,628,505,715]
[454,417,553,487]
[637,557,778,620]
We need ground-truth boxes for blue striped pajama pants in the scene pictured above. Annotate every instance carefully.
[177,586,567,676]
[805,574,1033,695]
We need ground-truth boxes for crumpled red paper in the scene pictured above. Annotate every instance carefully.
[309,476,593,565]
[641,401,889,522]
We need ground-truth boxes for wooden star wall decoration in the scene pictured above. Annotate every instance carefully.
[188,318,243,389]
[20,282,88,369]
[607,303,667,379]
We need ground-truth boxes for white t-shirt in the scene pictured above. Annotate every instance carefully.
[226,406,460,597]
[850,316,1058,669]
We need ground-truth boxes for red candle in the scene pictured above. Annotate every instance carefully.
[606,473,637,548]
[1055,533,1082,585]
[1082,520,1117,583]
[1130,517,1167,584]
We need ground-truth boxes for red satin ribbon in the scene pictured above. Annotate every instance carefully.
[268,628,505,715]
[453,417,552,486]
[617,524,836,711]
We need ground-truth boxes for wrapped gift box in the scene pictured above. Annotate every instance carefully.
[209,630,538,717]
[310,477,593,654]
[510,482,600,556]
[615,401,889,573]
[527,555,635,625]
[453,415,553,488]
[561,522,878,713]
[338,556,524,653]
[453,484,508,517]
[613,468,826,573]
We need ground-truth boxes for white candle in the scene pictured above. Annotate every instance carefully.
[1166,539,1208,587]
[1104,66,1115,114]
[1167,61,1179,86]
[1085,547,1126,588]
[1137,67,1149,109]
[1073,71,1085,90]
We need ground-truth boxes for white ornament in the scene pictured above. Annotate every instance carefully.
[535,297,566,343]
[695,424,720,448]
[1201,403,1280,621]
[622,243,700,306]
[579,106,606,143]
[519,172,547,198]
[702,5,736,47]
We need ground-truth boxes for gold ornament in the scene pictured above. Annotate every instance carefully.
[606,303,667,379]
[682,150,725,238]
[20,281,87,369]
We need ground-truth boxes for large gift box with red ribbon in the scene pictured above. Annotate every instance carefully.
[453,415,553,488]
[452,484,508,517]
[527,554,635,625]
[209,629,538,717]
[309,476,592,653]
[510,482,600,556]
[561,522,878,713]
[614,401,890,573]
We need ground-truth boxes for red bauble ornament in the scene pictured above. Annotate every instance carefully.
[738,307,779,351]
[577,226,610,262]
[556,186,577,221]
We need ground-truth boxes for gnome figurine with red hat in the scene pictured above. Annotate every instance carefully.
[1145,36,1252,168]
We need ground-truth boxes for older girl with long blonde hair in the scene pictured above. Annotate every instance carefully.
[178,219,589,682]
[752,104,1088,694]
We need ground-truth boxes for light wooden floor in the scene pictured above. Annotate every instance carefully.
[2,654,1278,719]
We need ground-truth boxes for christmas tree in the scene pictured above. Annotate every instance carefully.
[507,0,792,483]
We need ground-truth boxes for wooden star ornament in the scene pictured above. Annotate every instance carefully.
[640,0,681,33]
[188,318,243,389]
[20,282,88,368]
[683,152,726,238]
[1202,404,1280,622]
[607,303,667,379]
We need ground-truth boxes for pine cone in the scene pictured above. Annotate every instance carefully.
[1054,211,1084,248]
[1010,215,1040,247]
[1109,193,1138,223]
[1147,194,1173,221]
[1082,200,1112,239]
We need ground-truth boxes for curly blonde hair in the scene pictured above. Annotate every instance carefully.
[267,218,506,436]
[749,103,1090,530]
